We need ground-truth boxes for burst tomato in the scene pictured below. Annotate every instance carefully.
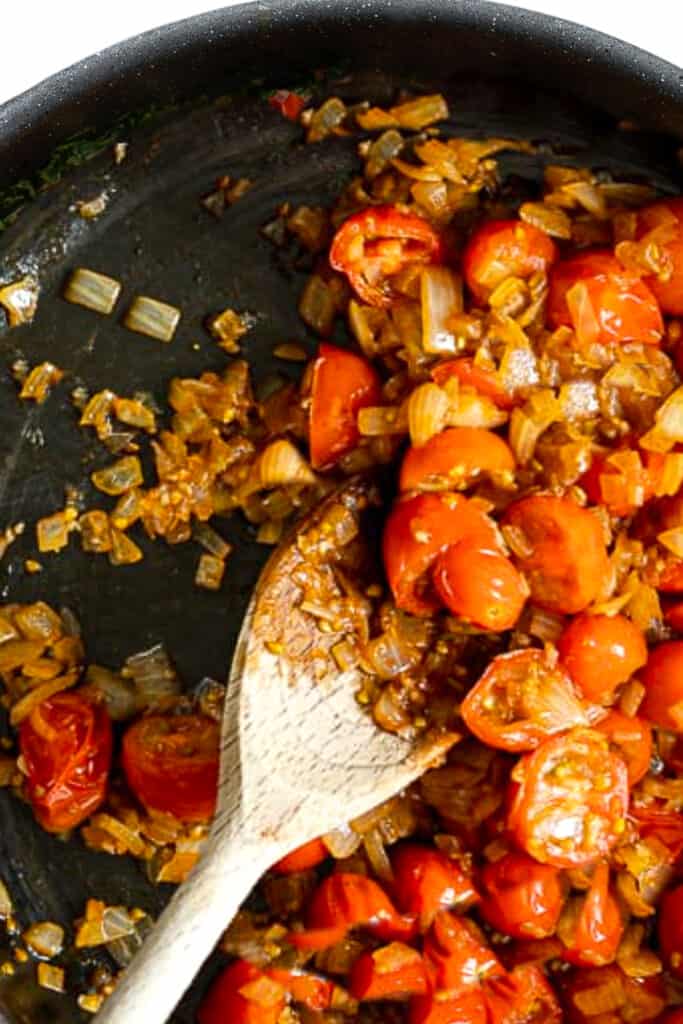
[483,963,562,1024]
[423,911,502,992]
[309,342,381,469]
[390,844,478,930]
[595,711,652,786]
[272,837,328,874]
[399,427,515,493]
[558,863,624,967]
[409,988,488,1024]
[431,358,516,410]
[349,945,429,1000]
[463,220,558,305]
[265,968,334,1011]
[433,542,528,632]
[557,613,648,703]
[198,960,286,1024]
[640,641,683,731]
[636,198,683,315]
[478,852,566,940]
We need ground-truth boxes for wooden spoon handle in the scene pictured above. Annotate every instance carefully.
[96,837,276,1024]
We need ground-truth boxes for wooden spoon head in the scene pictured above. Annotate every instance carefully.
[217,477,458,853]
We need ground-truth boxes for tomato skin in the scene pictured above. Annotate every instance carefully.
[559,863,624,967]
[265,968,333,1011]
[637,198,683,315]
[463,220,558,305]
[329,205,443,307]
[557,613,648,704]
[349,947,429,1000]
[423,911,502,992]
[409,988,488,1024]
[483,963,562,1024]
[562,966,666,1024]
[390,844,478,930]
[431,358,516,410]
[503,494,609,614]
[121,713,219,822]
[658,884,683,979]
[198,960,285,1024]
[268,89,306,121]
[478,852,565,940]
[547,250,664,346]
[399,427,515,493]
[433,542,528,632]
[382,493,499,616]
[595,711,652,786]
[657,1011,683,1024]
[272,838,328,874]
[507,728,629,868]
[309,342,381,469]
[461,649,590,753]
[640,641,683,731]
[19,692,112,833]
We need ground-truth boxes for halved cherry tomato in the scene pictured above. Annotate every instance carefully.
[562,966,666,1024]
[463,220,558,305]
[548,250,664,346]
[558,613,648,704]
[272,837,328,874]
[390,843,478,930]
[349,945,429,1000]
[309,342,381,469]
[265,968,334,1011]
[121,713,219,822]
[19,692,112,833]
[423,911,502,992]
[595,711,652,786]
[433,542,528,632]
[659,884,683,979]
[382,493,499,615]
[483,963,562,1024]
[399,427,515,493]
[409,988,488,1024]
[268,89,307,121]
[478,852,566,940]
[503,494,609,614]
[640,641,683,731]
[558,863,624,967]
[461,649,591,753]
[329,205,443,307]
[431,358,516,410]
[637,198,683,315]
[507,728,629,868]
[198,960,286,1024]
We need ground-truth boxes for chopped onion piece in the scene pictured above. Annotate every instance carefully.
[24,921,64,959]
[420,266,463,354]
[91,456,143,496]
[122,643,182,705]
[10,670,79,725]
[84,665,138,721]
[258,440,315,487]
[408,382,450,447]
[37,963,65,993]
[207,308,250,353]
[195,553,226,591]
[193,522,232,559]
[108,527,143,566]
[124,295,181,343]
[19,363,64,404]
[640,386,683,453]
[79,510,112,553]
[0,276,39,326]
[520,201,572,239]
[36,508,78,553]
[0,880,12,919]
[389,93,449,130]
[358,405,407,436]
[63,268,120,314]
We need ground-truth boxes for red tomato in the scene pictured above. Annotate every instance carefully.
[433,542,528,631]
[581,449,664,518]
[559,863,624,967]
[640,642,683,731]
[409,988,488,1024]
[659,884,683,979]
[198,960,286,1024]
[461,649,591,753]
[656,560,683,593]
[390,844,478,930]
[483,964,562,1024]
[268,89,306,121]
[657,1012,683,1024]
[503,494,609,614]
[595,711,652,786]
[349,945,429,1000]
[507,728,629,868]
[478,852,566,940]
[547,250,664,346]
[463,220,558,305]
[265,968,333,1011]
[666,601,683,632]
[557,613,648,703]
[423,911,502,992]
[19,692,112,833]
[563,966,666,1024]
[272,837,328,874]
[637,198,683,315]
[329,205,443,307]
[431,358,516,410]
[399,427,515,493]
[309,342,381,469]
[121,713,219,822]
[382,493,499,615]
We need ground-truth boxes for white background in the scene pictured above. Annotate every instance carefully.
[0,0,680,106]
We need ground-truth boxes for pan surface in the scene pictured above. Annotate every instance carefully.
[0,2,681,1021]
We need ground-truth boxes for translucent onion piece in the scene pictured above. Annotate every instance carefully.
[84,665,138,721]
[389,93,449,130]
[123,643,181,705]
[107,913,153,968]
[91,456,143,496]
[519,201,572,239]
[19,363,64,404]
[195,553,226,591]
[272,343,308,362]
[0,276,39,326]
[640,386,683,453]
[358,405,407,436]
[420,266,463,354]
[258,440,315,487]
[108,527,143,566]
[124,295,181,342]
[36,507,78,553]
[24,921,64,959]
[63,268,120,315]
[448,392,508,430]
[193,522,232,559]
[0,879,11,918]
[79,510,112,553]
[113,397,156,433]
[323,824,362,859]
[207,308,249,353]
[407,382,450,447]
[306,97,347,143]
[37,963,65,993]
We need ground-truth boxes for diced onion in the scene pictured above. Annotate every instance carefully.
[389,93,449,130]
[0,276,40,326]
[24,921,64,959]
[420,266,463,354]
[519,201,572,239]
[407,382,449,447]
[37,963,65,993]
[640,386,683,453]
[195,553,226,591]
[91,456,143,496]
[258,440,315,487]
[358,405,407,436]
[84,665,138,721]
[323,825,362,859]
[124,295,181,342]
[63,268,120,315]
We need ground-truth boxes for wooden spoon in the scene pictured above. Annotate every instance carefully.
[97,478,458,1024]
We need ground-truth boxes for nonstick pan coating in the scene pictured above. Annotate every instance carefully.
[0,3,681,1021]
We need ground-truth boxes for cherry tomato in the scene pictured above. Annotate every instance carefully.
[431,358,516,410]
[268,89,306,121]
[309,342,381,469]
[463,220,558,305]
[409,988,488,1024]
[423,911,502,992]
[390,843,478,930]
[563,966,666,1024]
[19,692,112,833]
[559,863,624,967]
[557,613,648,703]
[483,963,562,1024]
[478,852,566,940]
[640,641,683,731]
[461,649,591,753]
[433,542,528,632]
[657,1011,683,1024]
[349,945,429,1000]
[547,250,664,346]
[382,493,499,616]
[656,560,683,593]
[399,427,515,493]
[637,198,683,315]
[272,837,328,874]
[503,494,609,614]
[265,968,333,1011]
[329,205,443,307]
[198,960,286,1024]
[666,601,683,632]
[121,713,219,822]
[595,711,652,786]
[507,728,629,868]
[659,884,683,979]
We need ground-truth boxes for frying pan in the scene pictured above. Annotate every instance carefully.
[0,1,680,1020]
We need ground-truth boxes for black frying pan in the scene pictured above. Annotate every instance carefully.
[0,2,680,1021]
